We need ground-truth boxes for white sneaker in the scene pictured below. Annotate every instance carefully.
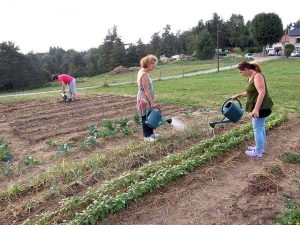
[144,137,155,142]
[150,133,160,138]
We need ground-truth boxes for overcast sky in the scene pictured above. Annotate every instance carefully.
[2,0,299,54]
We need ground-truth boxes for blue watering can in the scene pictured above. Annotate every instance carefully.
[145,106,172,129]
[209,98,244,128]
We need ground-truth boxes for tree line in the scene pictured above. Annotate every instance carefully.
[1,12,299,91]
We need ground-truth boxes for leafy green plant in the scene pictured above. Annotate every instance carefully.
[86,125,98,135]
[0,139,13,161]
[275,196,300,225]
[98,129,117,138]
[133,113,140,123]
[45,140,55,146]
[183,109,193,116]
[121,126,131,135]
[57,143,71,154]
[283,152,300,163]
[0,163,13,176]
[24,156,40,165]
[115,117,129,128]
[102,119,114,130]
[131,126,138,132]
[80,135,97,148]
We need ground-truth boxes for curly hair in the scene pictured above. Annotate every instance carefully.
[140,55,158,68]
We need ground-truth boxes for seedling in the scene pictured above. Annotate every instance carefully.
[133,113,140,123]
[121,126,131,135]
[86,125,98,135]
[283,152,300,163]
[24,156,40,165]
[58,143,71,154]
[115,117,129,128]
[102,119,114,130]
[45,140,55,146]
[0,140,13,161]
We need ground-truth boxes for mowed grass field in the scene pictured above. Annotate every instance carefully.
[1,57,299,118]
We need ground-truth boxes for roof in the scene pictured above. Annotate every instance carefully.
[280,35,290,42]
[288,28,300,36]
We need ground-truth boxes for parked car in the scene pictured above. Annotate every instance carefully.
[291,51,300,57]
[244,53,254,59]
[267,49,276,56]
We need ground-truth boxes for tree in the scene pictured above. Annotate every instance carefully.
[126,44,139,66]
[250,13,283,55]
[161,24,178,56]
[135,39,147,61]
[109,38,127,69]
[293,20,300,28]
[194,29,215,60]
[83,47,100,76]
[0,42,44,90]
[98,26,120,73]
[148,32,162,57]
[228,14,246,48]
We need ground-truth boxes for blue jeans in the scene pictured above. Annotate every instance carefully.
[141,115,154,138]
[252,117,267,154]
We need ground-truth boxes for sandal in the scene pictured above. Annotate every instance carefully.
[245,150,262,158]
[247,146,265,154]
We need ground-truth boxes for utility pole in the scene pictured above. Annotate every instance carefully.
[217,24,219,72]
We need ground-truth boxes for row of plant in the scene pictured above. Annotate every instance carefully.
[0,114,205,200]
[21,113,287,224]
[48,115,140,154]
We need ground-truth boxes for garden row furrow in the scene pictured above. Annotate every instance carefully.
[22,113,287,224]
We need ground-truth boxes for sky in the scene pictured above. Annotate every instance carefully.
[2,0,299,54]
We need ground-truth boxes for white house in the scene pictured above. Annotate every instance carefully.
[288,28,300,51]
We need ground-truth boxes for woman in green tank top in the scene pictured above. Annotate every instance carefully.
[232,61,273,158]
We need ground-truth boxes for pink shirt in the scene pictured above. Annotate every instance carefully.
[58,74,74,84]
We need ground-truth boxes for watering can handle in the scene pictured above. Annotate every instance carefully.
[151,106,161,113]
[147,106,161,116]
[221,98,242,112]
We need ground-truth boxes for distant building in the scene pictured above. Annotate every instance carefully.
[288,28,300,51]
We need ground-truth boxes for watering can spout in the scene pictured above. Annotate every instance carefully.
[209,118,232,128]
[156,118,172,128]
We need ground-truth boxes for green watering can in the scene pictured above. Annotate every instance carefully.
[209,98,244,128]
[145,106,172,129]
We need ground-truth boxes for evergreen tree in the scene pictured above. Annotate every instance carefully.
[109,38,127,69]
[148,32,162,57]
[194,29,215,60]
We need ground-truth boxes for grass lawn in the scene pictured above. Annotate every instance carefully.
[1,58,300,118]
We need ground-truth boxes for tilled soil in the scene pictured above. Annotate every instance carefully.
[0,94,299,225]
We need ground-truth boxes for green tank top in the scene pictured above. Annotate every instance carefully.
[245,73,273,112]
